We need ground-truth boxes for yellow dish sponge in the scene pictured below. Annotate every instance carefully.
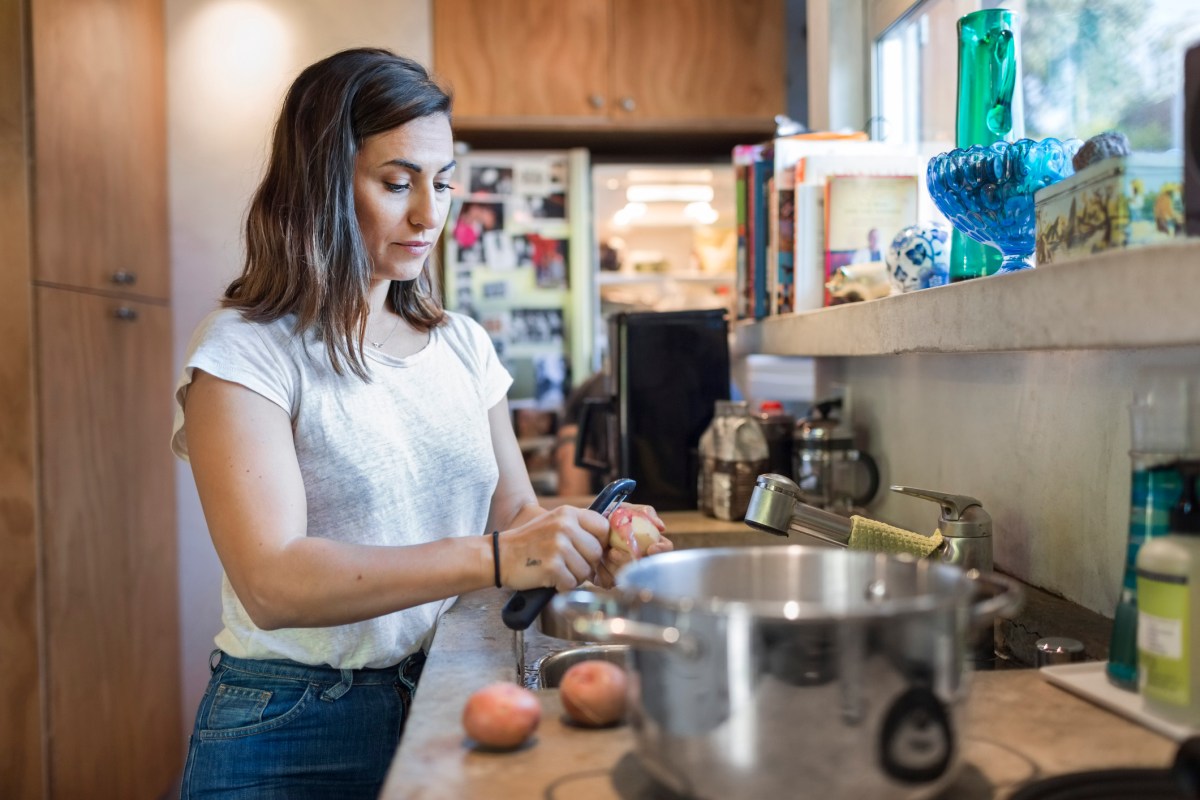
[847,515,944,558]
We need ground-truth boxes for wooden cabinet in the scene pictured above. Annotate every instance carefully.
[607,0,785,125]
[436,0,610,121]
[36,289,180,800]
[1,0,180,797]
[31,0,169,301]
[434,0,785,132]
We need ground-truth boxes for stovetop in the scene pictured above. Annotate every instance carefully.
[1009,768,1190,799]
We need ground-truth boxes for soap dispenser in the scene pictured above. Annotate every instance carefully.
[1137,461,1200,725]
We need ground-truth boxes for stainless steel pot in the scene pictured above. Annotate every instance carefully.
[551,545,1022,800]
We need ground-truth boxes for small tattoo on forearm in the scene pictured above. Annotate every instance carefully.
[525,558,541,567]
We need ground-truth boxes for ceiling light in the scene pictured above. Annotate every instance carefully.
[612,202,648,227]
[625,168,714,184]
[625,184,714,204]
[684,202,719,225]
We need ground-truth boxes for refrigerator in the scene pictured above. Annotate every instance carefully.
[442,148,594,413]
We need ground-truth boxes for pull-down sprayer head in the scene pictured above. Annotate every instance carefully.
[745,474,854,547]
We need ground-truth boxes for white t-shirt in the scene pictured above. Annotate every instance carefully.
[172,308,512,669]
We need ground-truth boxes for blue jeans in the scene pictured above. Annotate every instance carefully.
[180,649,425,800]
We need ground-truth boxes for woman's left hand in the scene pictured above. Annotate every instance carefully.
[592,503,672,588]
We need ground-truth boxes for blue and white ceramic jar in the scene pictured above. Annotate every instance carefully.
[885,223,950,292]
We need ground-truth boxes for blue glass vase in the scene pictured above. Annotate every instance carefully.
[926,138,1080,273]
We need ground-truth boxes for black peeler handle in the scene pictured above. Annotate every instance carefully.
[500,478,636,631]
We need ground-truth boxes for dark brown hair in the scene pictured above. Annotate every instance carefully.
[225,48,452,379]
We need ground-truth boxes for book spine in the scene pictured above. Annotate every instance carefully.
[823,179,835,307]
[745,164,758,319]
[752,157,773,320]
[774,171,796,315]
[766,174,779,317]
[734,163,750,320]
[792,183,826,313]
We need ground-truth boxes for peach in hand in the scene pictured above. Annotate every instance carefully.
[607,506,661,558]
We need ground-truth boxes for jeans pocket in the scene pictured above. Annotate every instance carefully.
[198,673,316,741]
[207,684,271,730]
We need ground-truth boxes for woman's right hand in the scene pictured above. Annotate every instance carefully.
[498,506,610,592]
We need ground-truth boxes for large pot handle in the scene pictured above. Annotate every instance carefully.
[550,588,702,659]
[966,569,1024,629]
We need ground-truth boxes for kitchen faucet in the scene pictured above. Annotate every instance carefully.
[745,473,999,666]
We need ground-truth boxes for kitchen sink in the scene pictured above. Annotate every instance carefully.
[535,644,629,689]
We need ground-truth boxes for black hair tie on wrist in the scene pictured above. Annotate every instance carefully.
[491,530,502,588]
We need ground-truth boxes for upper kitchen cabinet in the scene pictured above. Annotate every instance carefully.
[607,0,784,127]
[30,0,169,301]
[435,0,610,122]
[434,0,785,134]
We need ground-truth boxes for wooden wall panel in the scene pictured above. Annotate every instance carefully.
[0,0,45,795]
[7,1,179,795]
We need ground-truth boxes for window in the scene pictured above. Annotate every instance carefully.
[874,0,1200,154]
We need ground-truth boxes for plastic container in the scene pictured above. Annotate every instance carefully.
[698,401,769,521]
[1136,461,1200,724]
[1107,460,1181,688]
[1108,367,1200,690]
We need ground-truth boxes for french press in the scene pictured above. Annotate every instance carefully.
[792,398,880,513]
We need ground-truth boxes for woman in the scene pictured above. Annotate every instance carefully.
[172,48,671,799]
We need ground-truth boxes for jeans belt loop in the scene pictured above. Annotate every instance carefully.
[398,651,426,694]
[320,668,355,702]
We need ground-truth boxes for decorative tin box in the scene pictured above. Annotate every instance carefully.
[1034,153,1184,265]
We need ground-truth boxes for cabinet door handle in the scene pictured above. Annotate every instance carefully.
[113,307,139,321]
[111,270,137,285]
[618,97,636,112]
[588,93,605,109]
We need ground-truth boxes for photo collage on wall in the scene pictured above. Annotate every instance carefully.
[444,154,572,411]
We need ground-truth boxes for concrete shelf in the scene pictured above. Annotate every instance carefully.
[732,239,1200,358]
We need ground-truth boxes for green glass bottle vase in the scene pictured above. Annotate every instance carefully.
[949,8,1024,282]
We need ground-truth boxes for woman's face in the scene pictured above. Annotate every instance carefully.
[354,113,456,283]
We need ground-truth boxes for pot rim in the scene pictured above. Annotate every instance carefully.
[610,545,981,622]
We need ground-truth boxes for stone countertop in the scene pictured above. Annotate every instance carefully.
[541,505,796,550]
[380,578,1177,800]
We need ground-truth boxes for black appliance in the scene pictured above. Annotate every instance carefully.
[575,309,730,511]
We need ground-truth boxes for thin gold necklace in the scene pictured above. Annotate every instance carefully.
[368,312,402,349]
